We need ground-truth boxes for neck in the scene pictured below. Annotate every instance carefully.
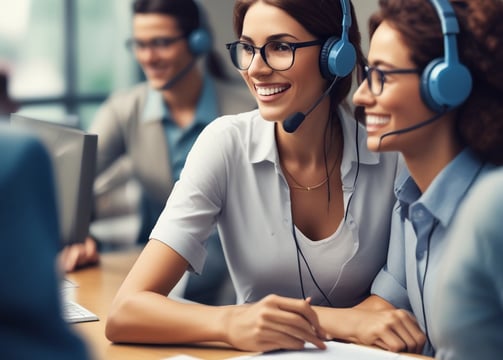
[277,100,333,165]
[162,63,203,102]
[403,140,463,193]
[161,67,203,127]
[278,113,343,186]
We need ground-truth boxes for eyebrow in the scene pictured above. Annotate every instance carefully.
[240,33,299,44]
[368,59,399,69]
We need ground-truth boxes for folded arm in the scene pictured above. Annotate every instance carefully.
[105,239,329,352]
[313,295,426,354]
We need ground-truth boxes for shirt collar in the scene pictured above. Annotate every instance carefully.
[141,74,218,126]
[248,110,276,165]
[396,148,485,227]
[247,104,381,180]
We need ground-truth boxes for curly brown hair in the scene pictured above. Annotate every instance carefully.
[368,0,503,165]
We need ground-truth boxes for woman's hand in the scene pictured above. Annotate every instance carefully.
[349,308,426,354]
[224,294,329,352]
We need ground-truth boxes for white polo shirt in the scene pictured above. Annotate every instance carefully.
[151,107,400,307]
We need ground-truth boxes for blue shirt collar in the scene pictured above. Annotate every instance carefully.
[141,74,218,126]
[395,148,485,227]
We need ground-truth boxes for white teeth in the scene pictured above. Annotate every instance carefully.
[255,86,288,96]
[366,115,390,126]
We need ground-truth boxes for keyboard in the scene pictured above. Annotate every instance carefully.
[63,300,99,323]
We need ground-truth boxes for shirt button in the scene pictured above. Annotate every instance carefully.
[414,209,426,220]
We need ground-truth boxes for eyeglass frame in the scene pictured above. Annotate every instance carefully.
[360,65,421,96]
[225,39,325,71]
[125,35,185,53]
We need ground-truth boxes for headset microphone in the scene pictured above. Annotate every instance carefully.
[283,76,339,133]
[160,58,197,90]
[374,109,447,149]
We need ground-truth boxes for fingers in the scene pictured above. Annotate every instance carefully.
[257,295,328,350]
[373,310,426,354]
[83,237,100,264]
[59,237,100,272]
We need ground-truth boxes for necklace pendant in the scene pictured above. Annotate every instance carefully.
[307,186,311,191]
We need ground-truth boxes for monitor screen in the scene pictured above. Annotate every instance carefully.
[10,114,97,247]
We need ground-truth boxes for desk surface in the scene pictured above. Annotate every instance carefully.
[67,248,433,360]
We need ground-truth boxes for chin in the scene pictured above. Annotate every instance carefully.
[366,136,383,152]
[149,80,169,90]
[257,107,283,123]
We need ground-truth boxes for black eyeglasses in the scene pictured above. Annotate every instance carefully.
[360,65,420,96]
[125,35,185,52]
[225,39,325,71]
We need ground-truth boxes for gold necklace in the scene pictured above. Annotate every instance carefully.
[282,145,340,191]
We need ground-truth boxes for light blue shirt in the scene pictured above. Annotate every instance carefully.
[151,106,401,307]
[371,148,490,356]
[142,74,218,182]
[432,167,503,360]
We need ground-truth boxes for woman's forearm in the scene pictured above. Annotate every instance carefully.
[106,292,232,345]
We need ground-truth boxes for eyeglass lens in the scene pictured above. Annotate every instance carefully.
[362,66,420,96]
[229,41,295,71]
[367,67,384,95]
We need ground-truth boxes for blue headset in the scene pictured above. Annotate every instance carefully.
[187,0,212,56]
[421,0,472,112]
[319,0,356,79]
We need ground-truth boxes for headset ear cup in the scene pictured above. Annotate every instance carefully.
[319,37,338,79]
[188,28,212,57]
[421,58,444,112]
[421,57,473,112]
[319,36,356,80]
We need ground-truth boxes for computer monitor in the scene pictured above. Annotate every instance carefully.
[10,114,98,247]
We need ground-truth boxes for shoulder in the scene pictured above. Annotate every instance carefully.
[198,109,262,144]
[202,108,262,134]
[460,167,503,229]
[104,82,149,106]
[190,109,269,162]
[91,83,149,128]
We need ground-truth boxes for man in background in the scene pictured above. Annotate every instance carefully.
[60,0,255,305]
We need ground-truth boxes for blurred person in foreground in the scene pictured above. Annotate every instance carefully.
[0,125,90,359]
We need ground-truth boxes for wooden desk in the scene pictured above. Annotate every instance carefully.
[67,248,432,360]
[67,248,250,359]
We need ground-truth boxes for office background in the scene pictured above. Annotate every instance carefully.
[0,0,376,130]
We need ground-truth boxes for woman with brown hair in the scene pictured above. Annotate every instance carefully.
[105,0,402,353]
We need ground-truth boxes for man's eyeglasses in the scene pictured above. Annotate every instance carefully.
[225,39,324,71]
[125,36,185,52]
[360,65,420,96]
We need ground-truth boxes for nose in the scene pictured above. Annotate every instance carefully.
[135,46,159,64]
[247,49,272,76]
[352,79,374,108]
